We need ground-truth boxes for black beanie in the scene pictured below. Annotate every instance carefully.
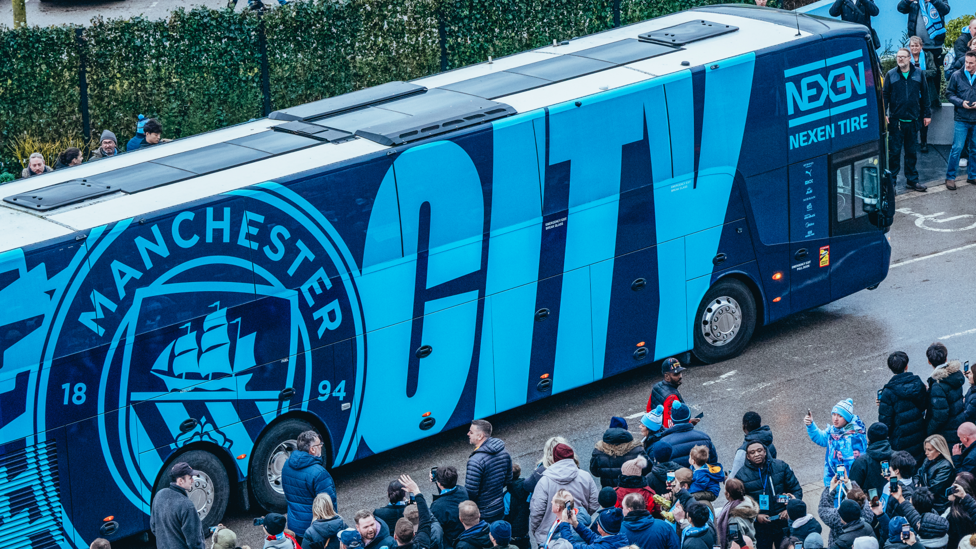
[599,486,618,508]
[787,498,807,520]
[867,422,889,443]
[838,499,861,523]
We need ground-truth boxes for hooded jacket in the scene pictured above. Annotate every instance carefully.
[659,424,719,469]
[304,515,347,549]
[807,415,869,486]
[716,497,758,549]
[263,534,299,549]
[149,483,206,549]
[374,503,407,533]
[918,457,955,514]
[364,516,395,549]
[431,486,469,547]
[647,461,681,496]
[828,519,875,549]
[792,514,824,542]
[455,520,492,549]
[880,372,929,459]
[20,166,53,178]
[733,447,803,519]
[928,364,967,445]
[590,429,648,488]
[506,475,531,539]
[689,464,724,498]
[828,0,880,47]
[730,426,778,479]
[849,439,893,497]
[681,522,717,549]
[282,450,337,538]
[530,459,601,545]
[620,509,680,549]
[613,475,659,516]
[466,437,513,520]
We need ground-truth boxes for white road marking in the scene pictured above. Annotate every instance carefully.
[896,207,976,232]
[625,411,645,419]
[890,242,976,268]
[939,328,976,340]
[702,370,737,386]
[151,1,158,6]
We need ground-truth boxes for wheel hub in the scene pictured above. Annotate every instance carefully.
[188,472,215,520]
[267,439,297,495]
[700,296,742,346]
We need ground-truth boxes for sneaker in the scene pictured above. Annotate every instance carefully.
[962,158,969,168]
[921,144,929,153]
[908,182,928,192]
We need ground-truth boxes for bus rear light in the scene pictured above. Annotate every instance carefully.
[772,272,783,281]
[237,454,247,460]
[422,412,431,417]
[104,516,114,522]
[540,373,550,379]
[773,297,782,303]
[637,341,645,347]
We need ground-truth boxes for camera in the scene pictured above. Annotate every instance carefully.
[254,517,264,526]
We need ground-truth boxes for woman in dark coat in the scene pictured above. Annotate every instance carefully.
[947,473,976,549]
[303,493,347,549]
[918,435,956,514]
[589,425,648,488]
[927,358,967,446]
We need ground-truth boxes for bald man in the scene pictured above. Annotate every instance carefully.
[953,422,976,474]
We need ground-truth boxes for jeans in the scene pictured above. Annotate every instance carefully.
[947,121,976,180]
[888,119,918,184]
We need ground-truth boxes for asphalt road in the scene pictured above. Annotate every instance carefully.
[142,183,967,549]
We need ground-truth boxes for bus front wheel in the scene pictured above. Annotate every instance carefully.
[692,278,756,364]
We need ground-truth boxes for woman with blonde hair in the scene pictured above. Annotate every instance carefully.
[920,434,956,513]
[303,493,347,549]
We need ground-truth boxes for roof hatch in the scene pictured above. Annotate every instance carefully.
[639,19,738,46]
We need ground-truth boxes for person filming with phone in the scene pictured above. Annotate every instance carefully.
[805,400,868,488]
[732,442,802,549]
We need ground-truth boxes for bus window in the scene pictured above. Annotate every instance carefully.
[830,142,881,235]
[835,164,853,223]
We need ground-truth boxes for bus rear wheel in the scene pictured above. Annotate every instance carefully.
[153,449,229,530]
[692,278,756,364]
[250,418,315,513]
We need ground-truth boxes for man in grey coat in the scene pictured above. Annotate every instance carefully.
[150,462,206,549]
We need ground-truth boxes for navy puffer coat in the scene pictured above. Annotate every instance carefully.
[927,363,967,446]
[282,450,337,538]
[465,437,513,519]
[879,372,929,460]
[303,516,347,549]
[659,424,718,468]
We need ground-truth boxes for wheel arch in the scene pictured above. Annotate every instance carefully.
[150,441,237,503]
[714,270,767,327]
[249,410,335,472]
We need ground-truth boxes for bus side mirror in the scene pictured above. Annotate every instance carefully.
[861,166,879,213]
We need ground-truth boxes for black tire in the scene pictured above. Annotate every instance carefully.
[249,418,315,513]
[692,278,757,364]
[153,449,230,530]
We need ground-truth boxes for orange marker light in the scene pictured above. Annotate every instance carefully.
[637,341,645,347]
[422,412,431,417]
[237,454,247,460]
[541,373,550,379]
[104,516,114,522]
[773,297,782,303]
[772,272,783,281]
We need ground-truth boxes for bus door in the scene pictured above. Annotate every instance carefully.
[788,155,832,312]
[828,142,885,298]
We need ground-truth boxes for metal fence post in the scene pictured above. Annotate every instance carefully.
[438,15,448,72]
[613,0,621,27]
[76,27,91,142]
[258,15,272,117]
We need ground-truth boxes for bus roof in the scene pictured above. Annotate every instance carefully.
[0,5,862,254]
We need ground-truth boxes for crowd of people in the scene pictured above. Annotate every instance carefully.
[101,343,976,549]
[18,116,167,179]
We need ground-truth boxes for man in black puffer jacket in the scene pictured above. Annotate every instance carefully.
[466,420,513,523]
[892,486,949,549]
[926,345,967,446]
[829,501,875,549]
[733,442,802,549]
[850,422,893,498]
[431,467,470,548]
[591,420,649,488]
[880,351,929,461]
[729,412,778,479]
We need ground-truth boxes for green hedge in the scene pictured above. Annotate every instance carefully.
[0,0,757,177]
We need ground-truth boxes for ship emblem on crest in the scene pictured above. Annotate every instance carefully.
[150,302,255,392]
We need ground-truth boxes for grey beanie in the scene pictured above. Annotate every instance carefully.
[100,129,117,144]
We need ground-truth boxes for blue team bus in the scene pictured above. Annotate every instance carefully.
[0,5,893,547]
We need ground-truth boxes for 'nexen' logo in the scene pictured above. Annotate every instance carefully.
[784,50,866,129]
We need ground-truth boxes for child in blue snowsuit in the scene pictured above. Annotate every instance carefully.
[804,398,868,486]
